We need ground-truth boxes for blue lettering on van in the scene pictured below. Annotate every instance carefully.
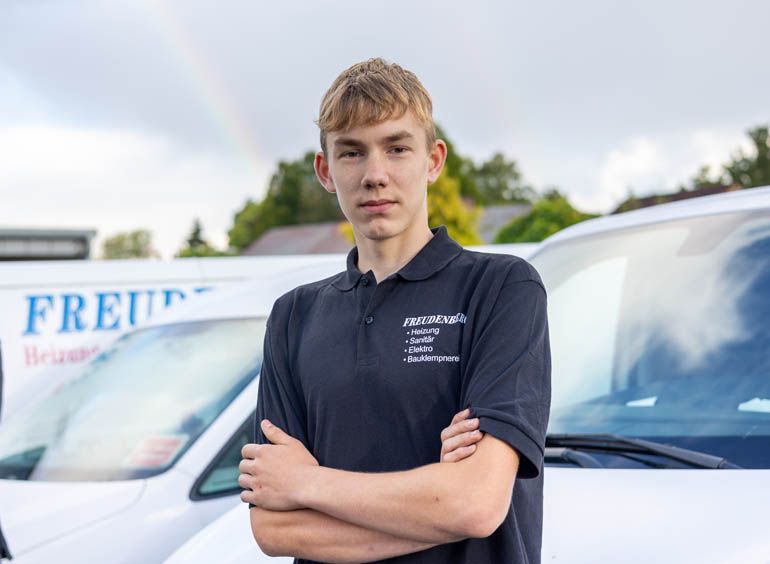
[163,289,185,308]
[145,289,156,318]
[24,295,55,336]
[94,292,121,331]
[59,294,87,333]
[22,286,215,336]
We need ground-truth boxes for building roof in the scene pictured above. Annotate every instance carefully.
[243,222,353,255]
[0,227,96,261]
[477,204,532,243]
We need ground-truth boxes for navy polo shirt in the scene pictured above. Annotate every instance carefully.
[254,225,551,564]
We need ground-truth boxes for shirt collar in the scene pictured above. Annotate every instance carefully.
[331,225,463,291]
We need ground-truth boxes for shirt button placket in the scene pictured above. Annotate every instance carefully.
[360,274,377,326]
[356,275,378,374]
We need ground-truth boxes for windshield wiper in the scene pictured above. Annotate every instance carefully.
[546,433,742,469]
[545,447,604,468]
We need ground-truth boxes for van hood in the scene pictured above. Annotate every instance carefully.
[543,468,770,563]
[0,479,144,558]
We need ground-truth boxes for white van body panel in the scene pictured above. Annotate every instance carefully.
[164,504,291,564]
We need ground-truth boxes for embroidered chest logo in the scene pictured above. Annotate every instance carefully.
[401,312,467,364]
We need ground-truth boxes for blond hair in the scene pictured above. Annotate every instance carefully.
[317,58,436,153]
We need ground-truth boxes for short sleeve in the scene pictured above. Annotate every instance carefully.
[460,271,551,479]
[249,299,310,507]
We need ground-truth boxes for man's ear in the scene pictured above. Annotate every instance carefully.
[427,139,448,184]
[314,151,336,194]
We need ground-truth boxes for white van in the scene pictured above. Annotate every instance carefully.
[167,187,770,564]
[0,260,344,563]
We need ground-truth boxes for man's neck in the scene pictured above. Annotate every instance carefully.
[354,223,434,283]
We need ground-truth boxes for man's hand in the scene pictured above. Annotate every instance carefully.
[440,408,483,462]
[239,419,318,511]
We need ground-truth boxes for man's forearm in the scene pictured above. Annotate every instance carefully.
[300,461,494,544]
[250,506,438,563]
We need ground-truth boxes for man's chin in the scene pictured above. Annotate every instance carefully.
[356,220,399,242]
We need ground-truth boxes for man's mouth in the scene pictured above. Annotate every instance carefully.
[361,200,396,213]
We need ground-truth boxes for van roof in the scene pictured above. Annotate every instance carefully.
[142,259,347,326]
[139,241,540,328]
[542,185,770,247]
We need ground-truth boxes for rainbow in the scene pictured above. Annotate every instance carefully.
[142,0,268,180]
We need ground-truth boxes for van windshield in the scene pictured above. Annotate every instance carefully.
[0,317,266,481]
[531,210,770,468]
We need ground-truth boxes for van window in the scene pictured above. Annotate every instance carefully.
[193,418,251,499]
[0,318,266,481]
[532,211,770,468]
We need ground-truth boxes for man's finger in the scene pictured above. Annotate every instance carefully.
[449,408,471,426]
[241,443,261,459]
[260,419,294,445]
[238,458,254,474]
[440,417,478,442]
[442,430,483,455]
[442,444,477,463]
[237,473,252,489]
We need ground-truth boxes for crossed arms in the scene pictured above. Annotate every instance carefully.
[239,415,520,563]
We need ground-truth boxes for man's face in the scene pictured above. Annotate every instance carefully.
[315,111,446,242]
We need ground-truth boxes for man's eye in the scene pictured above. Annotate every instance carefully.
[340,151,362,158]
[390,147,409,154]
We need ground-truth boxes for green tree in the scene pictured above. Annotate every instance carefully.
[471,152,535,204]
[724,126,770,188]
[613,186,641,213]
[435,125,533,205]
[435,124,480,202]
[494,190,598,243]
[187,218,205,248]
[427,169,483,245]
[177,218,233,257]
[228,151,343,252]
[101,229,160,259]
[691,165,718,188]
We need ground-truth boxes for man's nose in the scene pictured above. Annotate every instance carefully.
[361,153,388,188]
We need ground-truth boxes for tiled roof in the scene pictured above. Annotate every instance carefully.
[243,222,353,255]
[477,204,532,243]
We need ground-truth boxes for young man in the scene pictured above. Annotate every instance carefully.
[239,58,551,563]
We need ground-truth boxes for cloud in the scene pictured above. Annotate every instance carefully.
[683,128,756,178]
[2,1,768,246]
[0,124,272,259]
[595,137,665,211]
[579,126,755,213]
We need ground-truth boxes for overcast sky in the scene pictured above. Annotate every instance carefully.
[1,0,768,258]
